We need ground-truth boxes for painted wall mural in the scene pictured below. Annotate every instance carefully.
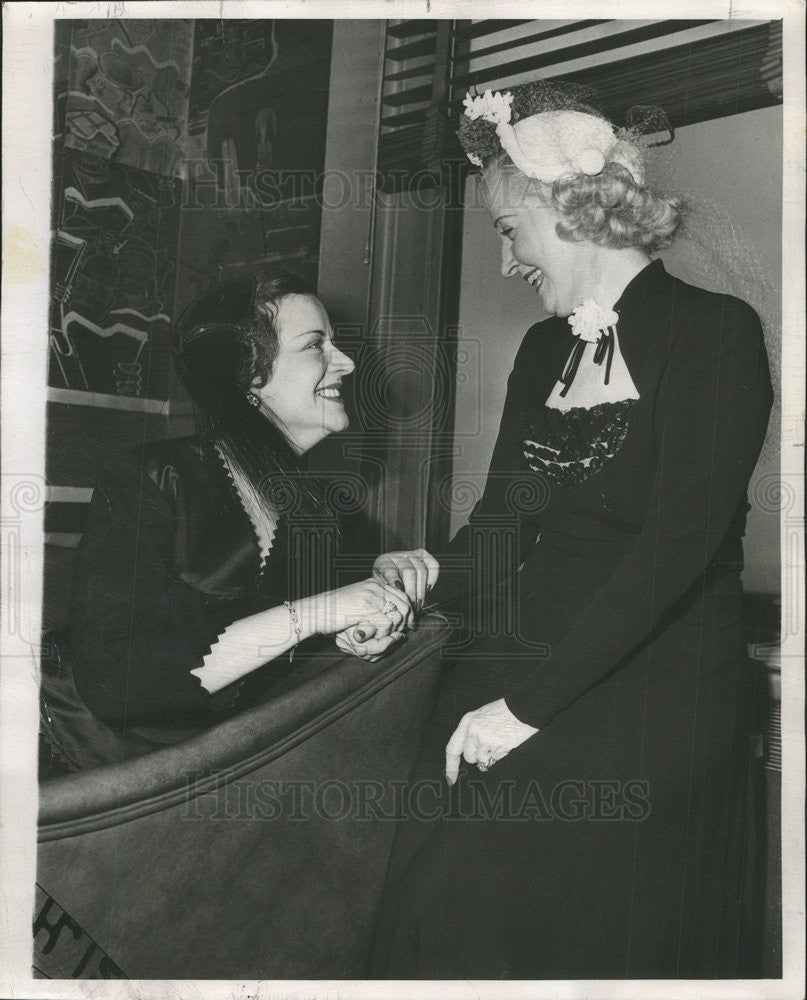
[177,20,333,301]
[49,149,180,399]
[48,18,333,401]
[64,19,193,179]
[186,20,334,181]
[50,20,186,400]
[188,20,278,139]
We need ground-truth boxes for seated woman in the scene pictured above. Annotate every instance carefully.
[41,269,437,771]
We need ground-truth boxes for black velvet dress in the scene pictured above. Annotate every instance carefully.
[370,260,773,979]
[41,437,345,772]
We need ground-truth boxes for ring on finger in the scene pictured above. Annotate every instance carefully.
[382,601,398,616]
[477,752,496,773]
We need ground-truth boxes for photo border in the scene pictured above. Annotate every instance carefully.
[2,2,804,998]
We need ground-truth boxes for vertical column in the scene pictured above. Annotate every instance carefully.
[313,20,387,561]
[317,20,386,324]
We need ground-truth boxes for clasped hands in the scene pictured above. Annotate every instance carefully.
[334,548,439,662]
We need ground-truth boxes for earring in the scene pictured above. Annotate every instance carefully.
[247,393,261,408]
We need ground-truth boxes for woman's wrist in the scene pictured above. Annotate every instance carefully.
[291,594,325,639]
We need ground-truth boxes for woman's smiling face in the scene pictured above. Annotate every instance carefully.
[482,167,589,318]
[251,293,355,453]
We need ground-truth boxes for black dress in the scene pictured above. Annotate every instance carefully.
[371,260,773,979]
[41,437,341,770]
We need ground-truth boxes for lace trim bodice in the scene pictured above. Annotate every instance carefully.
[523,299,641,486]
[522,400,637,486]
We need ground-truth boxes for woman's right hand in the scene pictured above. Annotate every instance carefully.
[298,578,414,638]
[334,625,406,662]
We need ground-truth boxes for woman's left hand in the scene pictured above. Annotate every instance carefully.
[445,698,539,785]
[334,625,406,662]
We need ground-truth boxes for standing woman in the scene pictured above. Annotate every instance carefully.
[43,270,436,770]
[372,81,773,979]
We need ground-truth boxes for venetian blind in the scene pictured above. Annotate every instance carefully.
[378,18,783,185]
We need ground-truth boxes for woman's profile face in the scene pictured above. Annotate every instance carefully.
[251,293,355,453]
[482,167,588,318]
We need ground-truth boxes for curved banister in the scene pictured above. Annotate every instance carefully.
[39,615,450,839]
[35,613,451,978]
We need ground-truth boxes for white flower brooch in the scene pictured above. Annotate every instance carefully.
[568,300,619,343]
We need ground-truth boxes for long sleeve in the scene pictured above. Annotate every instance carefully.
[429,321,566,610]
[504,293,773,729]
[70,457,241,725]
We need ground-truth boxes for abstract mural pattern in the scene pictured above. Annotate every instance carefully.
[51,21,187,399]
[64,19,193,178]
[49,18,333,399]
[49,149,180,399]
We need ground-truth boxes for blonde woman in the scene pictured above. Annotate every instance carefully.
[372,80,772,980]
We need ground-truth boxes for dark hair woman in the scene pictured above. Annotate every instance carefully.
[42,269,437,771]
[371,80,773,979]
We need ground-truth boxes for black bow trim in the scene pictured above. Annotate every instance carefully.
[559,339,586,397]
[559,328,615,397]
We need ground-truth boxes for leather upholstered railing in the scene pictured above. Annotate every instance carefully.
[36,615,451,980]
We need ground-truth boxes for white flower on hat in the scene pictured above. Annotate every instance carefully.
[460,89,645,184]
[463,89,513,125]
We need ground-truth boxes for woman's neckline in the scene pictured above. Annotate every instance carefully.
[608,257,664,315]
[212,444,277,567]
[551,259,665,334]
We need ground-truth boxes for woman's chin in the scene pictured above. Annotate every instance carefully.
[324,410,350,436]
[332,414,350,434]
[538,291,567,318]
[534,285,555,315]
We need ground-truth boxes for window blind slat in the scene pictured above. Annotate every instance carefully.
[386,63,437,83]
[453,20,612,66]
[386,35,438,62]
[452,20,718,89]
[387,20,437,40]
[383,84,433,108]
[452,20,535,41]
[381,108,431,129]
[555,23,775,124]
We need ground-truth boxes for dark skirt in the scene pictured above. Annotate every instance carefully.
[370,552,762,979]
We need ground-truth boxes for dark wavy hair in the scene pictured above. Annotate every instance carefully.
[174,269,333,522]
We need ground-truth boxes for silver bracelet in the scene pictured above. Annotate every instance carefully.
[284,600,302,662]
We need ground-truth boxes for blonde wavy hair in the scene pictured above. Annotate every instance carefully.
[490,154,684,256]
[549,161,684,254]
[461,78,683,255]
